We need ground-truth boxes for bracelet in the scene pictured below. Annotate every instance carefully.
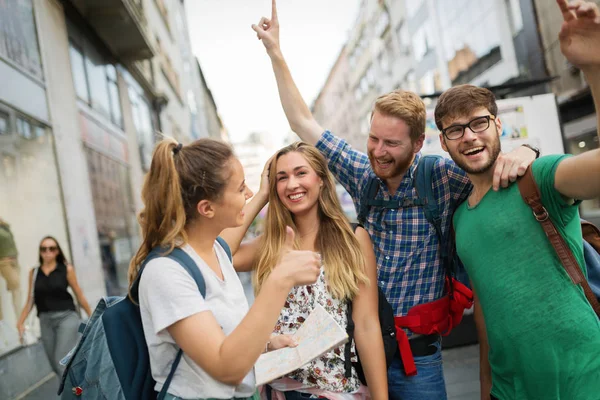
[521,143,540,159]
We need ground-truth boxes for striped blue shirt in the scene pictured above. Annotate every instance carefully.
[316,131,472,322]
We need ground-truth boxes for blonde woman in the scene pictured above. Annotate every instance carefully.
[235,142,388,400]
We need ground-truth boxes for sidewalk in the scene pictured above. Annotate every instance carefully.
[20,345,480,400]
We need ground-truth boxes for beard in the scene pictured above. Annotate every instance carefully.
[368,151,415,181]
[452,136,502,174]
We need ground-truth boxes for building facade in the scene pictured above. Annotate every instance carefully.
[312,0,550,152]
[0,0,223,397]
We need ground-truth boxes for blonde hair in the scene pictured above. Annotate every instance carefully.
[127,137,233,296]
[253,142,369,300]
[372,89,426,141]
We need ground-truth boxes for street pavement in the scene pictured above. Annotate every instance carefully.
[20,345,480,400]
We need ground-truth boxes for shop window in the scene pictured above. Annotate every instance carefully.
[85,147,138,295]
[0,105,69,356]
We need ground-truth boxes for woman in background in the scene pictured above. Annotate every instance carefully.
[17,236,91,376]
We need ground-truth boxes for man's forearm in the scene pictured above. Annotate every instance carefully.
[268,49,323,145]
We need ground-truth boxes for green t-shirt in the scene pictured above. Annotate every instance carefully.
[0,222,17,258]
[454,155,600,400]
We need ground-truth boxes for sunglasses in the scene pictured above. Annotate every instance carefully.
[40,246,58,253]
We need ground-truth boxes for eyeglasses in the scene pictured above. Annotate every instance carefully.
[40,246,57,253]
[441,115,496,140]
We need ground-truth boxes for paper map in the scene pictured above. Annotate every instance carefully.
[254,304,349,386]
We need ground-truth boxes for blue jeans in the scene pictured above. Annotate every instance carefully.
[388,340,447,400]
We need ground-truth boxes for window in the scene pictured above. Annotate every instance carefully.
[106,65,122,127]
[506,0,523,35]
[85,47,111,118]
[419,70,436,95]
[412,21,435,62]
[0,0,43,80]
[374,9,390,38]
[16,117,32,139]
[69,44,89,102]
[68,41,123,128]
[0,112,8,134]
[439,0,501,80]
[379,51,390,75]
[127,75,155,170]
[16,116,44,140]
[405,0,425,18]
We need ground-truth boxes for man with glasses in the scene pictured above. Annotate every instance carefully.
[251,1,538,398]
[436,2,600,398]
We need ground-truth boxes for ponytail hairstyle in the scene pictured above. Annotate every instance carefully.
[127,137,233,294]
[253,142,369,300]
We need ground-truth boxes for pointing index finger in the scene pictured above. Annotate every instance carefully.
[272,0,278,21]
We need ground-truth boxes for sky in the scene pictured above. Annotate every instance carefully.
[185,0,361,146]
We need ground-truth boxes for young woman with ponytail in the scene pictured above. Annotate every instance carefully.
[234,142,388,400]
[130,138,321,400]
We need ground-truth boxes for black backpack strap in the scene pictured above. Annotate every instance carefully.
[343,223,362,378]
[358,173,428,225]
[357,177,379,225]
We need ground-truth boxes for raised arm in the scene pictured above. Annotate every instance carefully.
[553,0,600,200]
[251,0,324,145]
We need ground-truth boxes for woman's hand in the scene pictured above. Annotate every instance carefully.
[270,227,321,289]
[267,334,297,351]
[258,155,275,198]
[17,322,25,343]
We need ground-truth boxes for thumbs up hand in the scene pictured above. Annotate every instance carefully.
[271,226,321,289]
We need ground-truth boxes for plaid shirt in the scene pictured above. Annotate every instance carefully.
[316,131,472,322]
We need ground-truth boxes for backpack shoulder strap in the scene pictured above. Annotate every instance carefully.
[517,166,600,317]
[344,221,363,378]
[216,236,232,262]
[357,177,379,224]
[413,155,443,227]
[350,222,362,233]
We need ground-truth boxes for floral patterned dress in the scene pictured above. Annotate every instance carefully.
[272,267,360,392]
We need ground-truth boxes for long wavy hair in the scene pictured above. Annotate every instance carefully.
[253,142,369,300]
[127,137,233,296]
